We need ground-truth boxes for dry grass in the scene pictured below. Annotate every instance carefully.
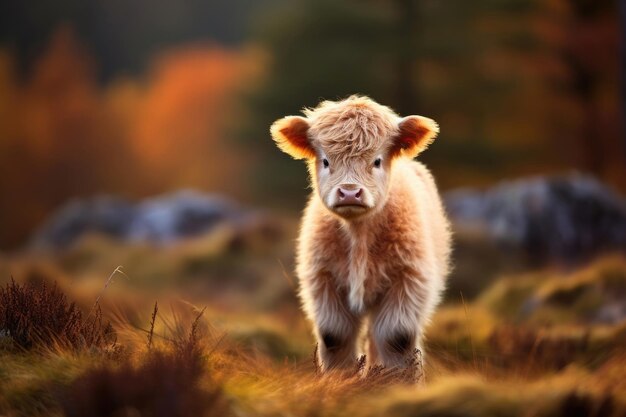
[61,311,228,417]
[1,249,625,417]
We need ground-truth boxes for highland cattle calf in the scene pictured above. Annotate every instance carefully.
[271,96,451,375]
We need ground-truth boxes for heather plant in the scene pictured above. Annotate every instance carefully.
[0,278,116,351]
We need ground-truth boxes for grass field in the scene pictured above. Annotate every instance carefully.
[1,232,625,417]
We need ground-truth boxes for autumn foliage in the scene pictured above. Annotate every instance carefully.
[0,0,624,249]
[0,26,259,247]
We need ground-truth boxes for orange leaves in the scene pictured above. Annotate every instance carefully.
[0,27,261,247]
[132,46,243,165]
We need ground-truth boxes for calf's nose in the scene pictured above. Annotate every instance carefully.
[337,186,363,205]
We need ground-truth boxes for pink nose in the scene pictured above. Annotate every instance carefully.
[337,186,363,205]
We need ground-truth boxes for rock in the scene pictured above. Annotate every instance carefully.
[445,174,626,264]
[595,302,626,324]
[127,190,243,244]
[32,196,136,248]
[31,190,268,248]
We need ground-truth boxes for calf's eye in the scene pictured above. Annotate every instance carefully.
[374,158,382,168]
[323,158,329,168]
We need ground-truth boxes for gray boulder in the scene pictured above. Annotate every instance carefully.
[127,190,243,244]
[32,196,136,248]
[32,190,258,248]
[445,174,626,264]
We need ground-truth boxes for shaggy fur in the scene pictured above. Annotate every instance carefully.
[271,95,451,373]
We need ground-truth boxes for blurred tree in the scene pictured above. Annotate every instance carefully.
[236,0,398,209]
[0,27,254,248]
[550,0,621,178]
[237,0,624,208]
[0,27,107,246]
[237,0,541,206]
[0,0,623,248]
[391,0,420,115]
[0,0,287,80]
[622,0,626,159]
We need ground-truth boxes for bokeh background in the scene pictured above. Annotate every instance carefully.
[1,1,626,416]
[0,0,624,248]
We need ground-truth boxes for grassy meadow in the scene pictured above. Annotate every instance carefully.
[1,223,625,417]
[1,1,624,416]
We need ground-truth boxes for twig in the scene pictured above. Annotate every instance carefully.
[88,266,128,319]
[189,306,207,343]
[147,301,159,350]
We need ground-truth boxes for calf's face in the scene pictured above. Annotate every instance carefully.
[314,146,390,219]
[271,100,438,220]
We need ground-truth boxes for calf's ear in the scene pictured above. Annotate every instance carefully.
[390,115,439,159]
[270,116,315,160]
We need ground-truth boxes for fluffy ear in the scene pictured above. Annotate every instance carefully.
[270,116,315,160]
[389,115,439,159]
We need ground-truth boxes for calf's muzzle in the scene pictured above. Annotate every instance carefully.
[337,185,364,206]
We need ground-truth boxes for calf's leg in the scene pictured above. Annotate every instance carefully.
[370,281,426,381]
[304,279,361,371]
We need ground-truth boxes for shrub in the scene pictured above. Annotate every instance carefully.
[61,349,228,417]
[0,279,115,351]
[61,309,229,417]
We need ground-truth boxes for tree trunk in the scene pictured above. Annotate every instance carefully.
[394,0,419,114]
[620,0,626,161]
